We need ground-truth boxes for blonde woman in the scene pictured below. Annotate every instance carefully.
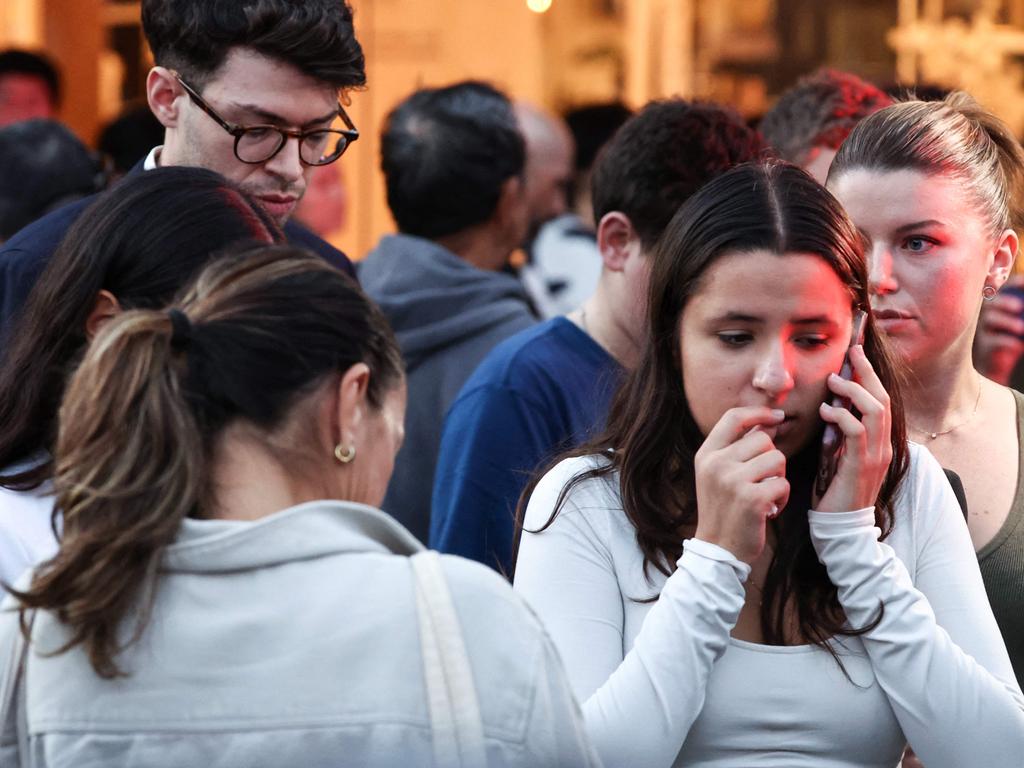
[829,93,1024,688]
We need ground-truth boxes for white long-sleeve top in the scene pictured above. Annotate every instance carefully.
[514,442,1024,767]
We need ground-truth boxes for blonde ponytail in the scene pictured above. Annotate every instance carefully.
[832,90,1024,239]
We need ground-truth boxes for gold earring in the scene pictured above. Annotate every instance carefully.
[334,442,356,464]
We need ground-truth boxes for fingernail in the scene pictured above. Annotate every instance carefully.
[820,401,833,411]
[829,372,841,382]
[771,409,785,420]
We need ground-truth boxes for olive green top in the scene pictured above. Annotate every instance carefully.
[977,388,1024,688]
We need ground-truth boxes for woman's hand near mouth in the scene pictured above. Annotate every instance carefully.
[694,406,790,564]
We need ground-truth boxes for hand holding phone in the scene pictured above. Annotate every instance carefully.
[815,310,868,500]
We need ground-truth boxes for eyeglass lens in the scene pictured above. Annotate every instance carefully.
[235,128,348,165]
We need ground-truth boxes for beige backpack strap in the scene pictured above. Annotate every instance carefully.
[1,610,33,767]
[411,551,487,767]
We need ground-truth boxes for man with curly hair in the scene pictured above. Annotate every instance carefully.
[760,69,891,183]
[0,0,365,336]
[430,100,765,576]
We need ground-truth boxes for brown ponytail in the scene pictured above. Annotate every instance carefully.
[10,245,403,678]
[13,310,203,678]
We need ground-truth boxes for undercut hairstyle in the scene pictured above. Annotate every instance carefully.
[380,80,525,239]
[590,99,766,250]
[0,49,61,106]
[0,166,281,493]
[141,0,366,90]
[829,91,1024,235]
[760,69,892,166]
[521,162,909,665]
[10,246,404,678]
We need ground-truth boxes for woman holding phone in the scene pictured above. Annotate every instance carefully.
[514,161,1024,767]
[828,93,1024,690]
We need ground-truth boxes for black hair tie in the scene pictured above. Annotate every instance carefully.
[168,308,193,351]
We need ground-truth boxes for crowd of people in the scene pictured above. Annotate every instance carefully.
[0,0,1022,766]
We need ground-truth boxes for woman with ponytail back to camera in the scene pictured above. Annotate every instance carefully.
[0,246,596,767]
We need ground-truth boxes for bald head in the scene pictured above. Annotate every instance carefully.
[515,102,574,242]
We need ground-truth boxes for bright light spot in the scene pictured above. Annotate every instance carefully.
[527,0,552,13]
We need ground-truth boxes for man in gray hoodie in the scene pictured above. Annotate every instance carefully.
[359,81,536,542]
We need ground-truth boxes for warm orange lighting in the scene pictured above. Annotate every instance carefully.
[526,0,552,13]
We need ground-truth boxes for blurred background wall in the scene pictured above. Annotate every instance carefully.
[5,0,1024,256]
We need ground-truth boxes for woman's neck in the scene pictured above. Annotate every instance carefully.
[206,430,324,521]
[902,351,984,439]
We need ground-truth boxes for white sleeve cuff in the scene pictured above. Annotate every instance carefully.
[682,538,751,581]
[808,506,878,531]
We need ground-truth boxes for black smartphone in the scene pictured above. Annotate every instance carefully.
[815,310,869,500]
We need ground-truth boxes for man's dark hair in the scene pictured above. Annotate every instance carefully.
[564,102,633,174]
[380,81,525,240]
[760,69,891,166]
[0,119,105,240]
[591,99,765,249]
[0,49,60,106]
[141,0,365,89]
[98,104,166,175]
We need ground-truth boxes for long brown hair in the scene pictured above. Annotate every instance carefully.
[519,162,909,654]
[10,246,403,678]
[0,166,279,492]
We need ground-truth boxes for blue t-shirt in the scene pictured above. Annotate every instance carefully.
[430,317,622,576]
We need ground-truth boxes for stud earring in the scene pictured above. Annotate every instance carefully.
[983,285,998,301]
[334,442,356,464]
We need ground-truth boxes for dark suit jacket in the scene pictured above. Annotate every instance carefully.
[0,179,354,344]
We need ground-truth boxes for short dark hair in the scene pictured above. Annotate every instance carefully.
[0,49,60,105]
[564,102,633,173]
[760,69,891,166]
[0,119,106,239]
[98,104,166,175]
[141,0,365,89]
[0,166,281,492]
[591,99,765,249]
[381,81,525,239]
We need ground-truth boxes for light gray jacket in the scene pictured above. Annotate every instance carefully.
[0,500,597,767]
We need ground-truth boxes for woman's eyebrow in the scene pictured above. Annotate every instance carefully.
[893,219,945,235]
[708,311,762,324]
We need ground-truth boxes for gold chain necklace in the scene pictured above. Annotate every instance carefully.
[908,380,983,441]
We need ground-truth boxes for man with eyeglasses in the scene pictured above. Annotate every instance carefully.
[0,0,365,341]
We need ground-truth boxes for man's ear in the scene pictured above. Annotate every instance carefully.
[597,212,640,272]
[988,228,1020,290]
[496,175,526,225]
[147,66,183,130]
[85,290,122,341]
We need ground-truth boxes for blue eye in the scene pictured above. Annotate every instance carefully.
[902,236,935,253]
